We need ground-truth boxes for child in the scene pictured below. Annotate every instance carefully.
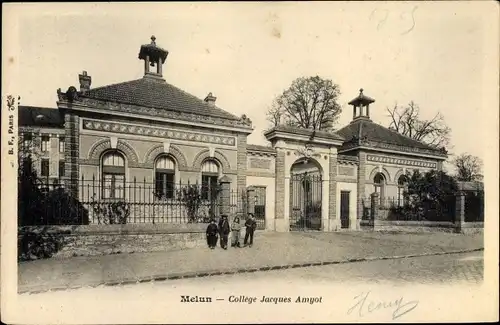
[231,216,242,248]
[218,214,230,250]
[206,218,218,249]
[244,213,257,248]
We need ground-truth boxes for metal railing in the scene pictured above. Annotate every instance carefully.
[19,175,249,225]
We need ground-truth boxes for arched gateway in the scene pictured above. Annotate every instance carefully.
[264,126,345,232]
[289,157,323,230]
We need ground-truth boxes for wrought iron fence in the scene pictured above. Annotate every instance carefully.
[79,177,225,224]
[19,174,254,225]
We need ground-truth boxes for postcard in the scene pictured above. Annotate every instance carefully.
[2,2,498,323]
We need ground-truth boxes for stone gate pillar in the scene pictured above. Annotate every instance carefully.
[328,150,338,231]
[371,192,379,221]
[356,152,367,230]
[274,147,289,232]
[247,186,256,215]
[455,191,465,232]
[219,175,231,216]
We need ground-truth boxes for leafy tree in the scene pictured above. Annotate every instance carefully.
[387,101,451,150]
[397,169,458,221]
[266,76,342,131]
[18,155,46,226]
[451,153,483,181]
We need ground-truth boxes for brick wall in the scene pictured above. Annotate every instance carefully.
[357,151,367,221]
[65,113,80,197]
[275,150,285,219]
[328,153,338,224]
[236,134,247,190]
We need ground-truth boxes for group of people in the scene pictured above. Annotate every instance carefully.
[206,212,258,250]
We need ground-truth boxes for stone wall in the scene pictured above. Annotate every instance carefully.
[18,224,208,259]
[359,220,484,234]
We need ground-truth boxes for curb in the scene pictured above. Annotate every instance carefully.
[19,247,483,295]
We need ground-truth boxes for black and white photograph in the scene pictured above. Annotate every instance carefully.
[1,2,498,323]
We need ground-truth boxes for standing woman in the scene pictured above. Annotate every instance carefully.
[231,216,242,248]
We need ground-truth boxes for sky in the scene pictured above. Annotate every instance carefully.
[5,2,498,168]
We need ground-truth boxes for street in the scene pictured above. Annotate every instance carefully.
[161,250,484,286]
[14,251,488,323]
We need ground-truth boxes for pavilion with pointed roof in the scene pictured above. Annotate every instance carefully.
[19,36,452,234]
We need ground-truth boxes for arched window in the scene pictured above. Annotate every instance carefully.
[201,160,219,201]
[373,172,385,203]
[155,156,176,199]
[397,175,408,206]
[102,151,125,199]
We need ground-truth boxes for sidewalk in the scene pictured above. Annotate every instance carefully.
[18,231,483,294]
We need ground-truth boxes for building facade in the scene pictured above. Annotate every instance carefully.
[19,36,448,231]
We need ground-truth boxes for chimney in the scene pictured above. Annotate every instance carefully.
[79,71,92,93]
[204,92,217,106]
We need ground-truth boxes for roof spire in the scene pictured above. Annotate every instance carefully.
[348,87,375,122]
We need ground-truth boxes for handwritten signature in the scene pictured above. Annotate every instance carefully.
[369,6,418,35]
[347,291,419,320]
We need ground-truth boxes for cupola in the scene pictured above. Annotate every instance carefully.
[138,35,169,80]
[348,88,375,121]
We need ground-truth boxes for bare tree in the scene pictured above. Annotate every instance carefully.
[266,76,342,131]
[451,153,483,182]
[387,101,451,149]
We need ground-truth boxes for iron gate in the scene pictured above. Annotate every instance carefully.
[253,186,266,230]
[289,172,322,231]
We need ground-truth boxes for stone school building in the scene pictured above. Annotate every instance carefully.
[19,36,448,232]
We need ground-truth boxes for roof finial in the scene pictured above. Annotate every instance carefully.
[151,35,156,45]
[359,88,364,94]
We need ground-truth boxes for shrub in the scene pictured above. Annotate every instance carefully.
[44,188,90,225]
[178,185,203,222]
[18,156,90,226]
[89,198,130,224]
[18,231,65,261]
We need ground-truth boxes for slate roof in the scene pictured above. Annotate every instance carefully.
[19,106,64,128]
[264,125,345,142]
[336,118,445,154]
[80,77,241,121]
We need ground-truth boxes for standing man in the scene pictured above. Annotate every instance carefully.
[243,212,257,248]
[218,214,230,250]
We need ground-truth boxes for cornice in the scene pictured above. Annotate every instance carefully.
[339,140,447,160]
[81,119,237,146]
[366,154,438,169]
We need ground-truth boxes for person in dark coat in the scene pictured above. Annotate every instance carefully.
[243,212,257,248]
[206,218,218,249]
[218,214,230,250]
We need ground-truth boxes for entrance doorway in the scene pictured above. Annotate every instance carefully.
[289,158,322,231]
[254,186,266,230]
[340,190,350,229]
